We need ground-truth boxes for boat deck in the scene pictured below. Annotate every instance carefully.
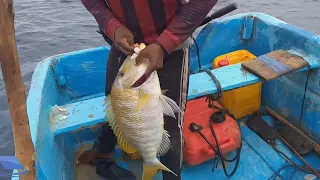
[74,114,320,180]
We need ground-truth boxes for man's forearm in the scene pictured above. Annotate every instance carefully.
[156,0,218,53]
[81,0,123,41]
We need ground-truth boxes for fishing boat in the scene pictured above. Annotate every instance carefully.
[11,9,320,180]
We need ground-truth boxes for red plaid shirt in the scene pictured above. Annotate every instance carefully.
[81,0,217,53]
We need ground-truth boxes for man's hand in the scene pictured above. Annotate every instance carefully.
[132,43,165,87]
[114,26,135,55]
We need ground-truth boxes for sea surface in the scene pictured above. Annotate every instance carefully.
[0,0,319,179]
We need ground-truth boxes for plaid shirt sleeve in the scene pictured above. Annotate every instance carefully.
[81,0,123,41]
[156,0,218,53]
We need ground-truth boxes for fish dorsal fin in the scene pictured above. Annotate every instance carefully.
[157,130,171,156]
[104,96,137,154]
[159,94,182,119]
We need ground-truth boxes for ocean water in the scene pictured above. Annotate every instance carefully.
[0,0,319,179]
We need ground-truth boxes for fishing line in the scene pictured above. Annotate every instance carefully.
[299,65,310,127]
[191,36,202,73]
[268,143,320,179]
[268,164,292,180]
[288,169,299,179]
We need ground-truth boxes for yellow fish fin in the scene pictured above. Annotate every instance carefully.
[104,96,137,154]
[142,160,176,180]
[116,136,137,154]
[137,91,151,113]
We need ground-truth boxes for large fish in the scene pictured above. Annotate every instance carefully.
[104,43,182,180]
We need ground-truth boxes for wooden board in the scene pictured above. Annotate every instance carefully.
[241,49,309,81]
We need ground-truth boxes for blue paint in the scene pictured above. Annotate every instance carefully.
[54,46,110,102]
[189,17,245,73]
[12,12,320,180]
[51,96,106,136]
[240,120,286,172]
[188,64,260,100]
[51,58,66,86]
[241,15,255,40]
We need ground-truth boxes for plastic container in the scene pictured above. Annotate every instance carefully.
[212,50,256,69]
[183,97,241,166]
[212,50,262,119]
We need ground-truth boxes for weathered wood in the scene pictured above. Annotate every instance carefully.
[241,50,309,81]
[0,0,36,179]
[266,106,320,155]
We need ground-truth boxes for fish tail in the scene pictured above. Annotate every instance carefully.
[142,159,176,180]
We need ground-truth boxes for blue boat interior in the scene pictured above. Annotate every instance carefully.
[20,13,320,180]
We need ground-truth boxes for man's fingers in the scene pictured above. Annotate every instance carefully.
[120,41,135,53]
[124,36,135,47]
[115,38,134,54]
[116,45,132,55]
[121,37,135,52]
[122,50,133,56]
[135,57,149,66]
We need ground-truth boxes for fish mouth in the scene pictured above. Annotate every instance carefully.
[131,75,148,88]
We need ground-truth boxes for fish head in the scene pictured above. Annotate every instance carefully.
[117,55,148,89]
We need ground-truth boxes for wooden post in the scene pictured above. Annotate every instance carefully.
[0,0,36,179]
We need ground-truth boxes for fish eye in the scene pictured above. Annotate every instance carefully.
[119,71,124,77]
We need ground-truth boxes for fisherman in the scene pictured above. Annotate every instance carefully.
[79,0,218,179]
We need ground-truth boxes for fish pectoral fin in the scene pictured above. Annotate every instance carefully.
[137,91,151,113]
[142,160,176,180]
[159,94,182,119]
[104,96,137,154]
[157,130,171,156]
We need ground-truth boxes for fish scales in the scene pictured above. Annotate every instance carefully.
[111,86,163,163]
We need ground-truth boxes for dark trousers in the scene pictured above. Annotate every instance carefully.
[97,44,190,179]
